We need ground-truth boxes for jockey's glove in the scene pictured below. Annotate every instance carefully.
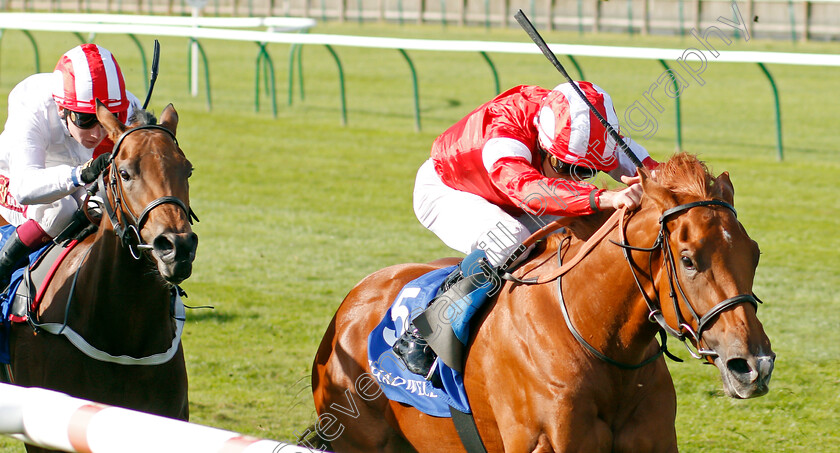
[78,153,112,184]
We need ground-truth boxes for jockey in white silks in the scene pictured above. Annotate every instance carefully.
[0,44,141,290]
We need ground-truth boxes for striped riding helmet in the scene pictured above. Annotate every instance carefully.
[534,81,621,172]
[52,44,130,117]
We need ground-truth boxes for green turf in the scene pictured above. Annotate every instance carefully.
[0,20,837,452]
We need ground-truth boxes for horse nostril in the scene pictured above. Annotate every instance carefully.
[727,358,755,384]
[153,235,175,257]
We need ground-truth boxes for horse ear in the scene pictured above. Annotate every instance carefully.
[641,173,677,213]
[714,171,735,205]
[95,99,125,140]
[159,103,178,136]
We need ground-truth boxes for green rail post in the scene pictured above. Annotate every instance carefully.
[254,42,277,118]
[323,45,347,126]
[397,49,420,131]
[787,0,797,42]
[658,59,682,151]
[126,34,150,92]
[484,0,490,29]
[566,55,585,80]
[577,0,583,35]
[626,0,633,35]
[22,30,40,73]
[441,0,447,27]
[529,0,535,24]
[479,51,500,95]
[757,62,783,161]
[678,0,685,36]
[186,38,212,111]
[288,43,306,105]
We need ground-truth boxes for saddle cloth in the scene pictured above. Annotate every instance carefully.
[0,225,62,364]
[367,265,471,418]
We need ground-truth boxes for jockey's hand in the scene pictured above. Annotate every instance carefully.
[79,153,111,184]
[599,175,644,211]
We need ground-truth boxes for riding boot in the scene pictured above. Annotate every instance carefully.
[0,230,33,291]
[393,249,498,379]
[393,321,439,379]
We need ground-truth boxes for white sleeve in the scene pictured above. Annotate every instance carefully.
[5,82,79,205]
[608,138,651,181]
[482,137,532,173]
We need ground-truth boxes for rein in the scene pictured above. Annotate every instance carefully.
[96,124,199,259]
[612,200,762,360]
[506,199,761,367]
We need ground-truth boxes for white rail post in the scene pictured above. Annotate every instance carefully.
[0,383,327,453]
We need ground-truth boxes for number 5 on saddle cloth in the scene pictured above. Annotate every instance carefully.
[400,249,500,377]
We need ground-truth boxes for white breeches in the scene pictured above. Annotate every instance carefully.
[413,159,560,267]
[0,188,85,237]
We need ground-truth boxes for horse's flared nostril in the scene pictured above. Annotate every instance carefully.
[153,234,176,259]
[756,355,775,384]
[726,358,757,385]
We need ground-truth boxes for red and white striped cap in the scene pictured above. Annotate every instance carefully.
[535,81,620,172]
[52,44,129,114]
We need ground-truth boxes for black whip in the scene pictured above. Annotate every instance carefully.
[142,40,160,110]
[514,10,644,170]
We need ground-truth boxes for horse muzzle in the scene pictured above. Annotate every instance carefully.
[713,348,775,399]
[152,231,198,284]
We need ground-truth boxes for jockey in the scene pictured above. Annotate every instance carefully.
[395,82,659,379]
[0,44,141,290]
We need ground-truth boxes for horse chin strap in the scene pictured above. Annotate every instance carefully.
[95,124,199,260]
[612,199,762,361]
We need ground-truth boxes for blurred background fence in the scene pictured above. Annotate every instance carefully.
[1,0,838,41]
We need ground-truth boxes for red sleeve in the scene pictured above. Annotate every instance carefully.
[489,156,602,217]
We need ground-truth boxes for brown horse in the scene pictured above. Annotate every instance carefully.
[6,101,197,452]
[311,153,774,452]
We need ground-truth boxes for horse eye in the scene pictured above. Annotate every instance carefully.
[119,170,130,181]
[681,256,695,269]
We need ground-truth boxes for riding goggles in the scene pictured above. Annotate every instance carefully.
[548,155,598,180]
[66,110,101,129]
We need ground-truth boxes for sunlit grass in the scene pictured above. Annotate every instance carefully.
[0,19,837,452]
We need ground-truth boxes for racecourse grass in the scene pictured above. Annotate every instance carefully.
[0,20,838,452]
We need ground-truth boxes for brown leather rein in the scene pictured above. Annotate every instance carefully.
[93,125,199,260]
[502,200,761,365]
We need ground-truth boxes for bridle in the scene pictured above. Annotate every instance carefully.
[93,124,199,259]
[504,198,762,368]
[611,200,762,361]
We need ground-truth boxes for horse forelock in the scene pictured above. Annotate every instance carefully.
[652,153,718,200]
[128,109,158,127]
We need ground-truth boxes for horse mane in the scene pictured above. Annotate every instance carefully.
[652,152,723,201]
[128,109,158,127]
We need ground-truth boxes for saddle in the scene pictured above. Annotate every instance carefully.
[8,207,98,323]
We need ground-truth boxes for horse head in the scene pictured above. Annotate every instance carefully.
[639,154,774,398]
[95,101,198,285]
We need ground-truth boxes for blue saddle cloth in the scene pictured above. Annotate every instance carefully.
[367,265,471,418]
[0,224,51,364]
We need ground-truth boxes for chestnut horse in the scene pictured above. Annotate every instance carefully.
[311,154,774,452]
[6,101,197,452]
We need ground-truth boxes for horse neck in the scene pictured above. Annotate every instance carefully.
[546,205,666,365]
[70,225,174,353]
